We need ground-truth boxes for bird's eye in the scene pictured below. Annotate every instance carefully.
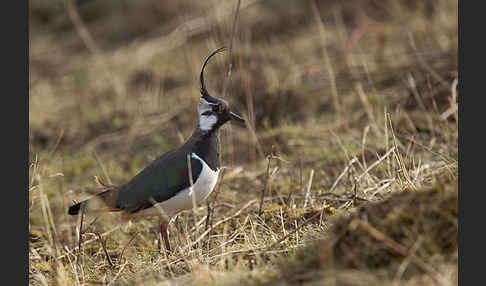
[213,104,222,113]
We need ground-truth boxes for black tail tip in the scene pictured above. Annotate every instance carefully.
[68,203,81,215]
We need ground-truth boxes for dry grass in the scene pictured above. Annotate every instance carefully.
[29,0,457,285]
[274,177,457,286]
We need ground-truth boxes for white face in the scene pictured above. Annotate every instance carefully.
[198,98,218,131]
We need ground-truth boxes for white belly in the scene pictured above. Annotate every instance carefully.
[135,153,220,218]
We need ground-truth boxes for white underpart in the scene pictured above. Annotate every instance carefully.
[135,153,220,218]
[199,114,217,131]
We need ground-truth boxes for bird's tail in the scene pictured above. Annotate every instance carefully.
[68,177,121,215]
[68,200,84,215]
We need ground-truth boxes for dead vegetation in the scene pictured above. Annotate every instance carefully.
[275,177,457,286]
[29,0,457,285]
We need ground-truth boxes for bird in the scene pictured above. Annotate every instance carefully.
[68,47,245,252]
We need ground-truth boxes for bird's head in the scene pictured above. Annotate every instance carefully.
[197,47,245,133]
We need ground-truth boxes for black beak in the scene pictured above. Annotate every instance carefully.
[229,111,246,126]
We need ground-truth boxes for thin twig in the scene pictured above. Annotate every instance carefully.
[57,226,120,260]
[440,78,458,122]
[95,232,114,267]
[407,73,435,136]
[47,128,65,160]
[355,83,379,135]
[268,211,322,250]
[387,113,416,190]
[399,134,456,164]
[182,199,258,251]
[219,0,242,170]
[187,154,199,252]
[310,0,341,114]
[330,158,358,192]
[106,262,128,286]
[93,150,112,185]
[361,125,370,172]
[120,232,138,262]
[384,107,392,178]
[303,169,315,208]
[77,204,85,262]
[222,0,241,97]
[408,33,449,89]
[206,168,226,231]
[258,155,273,216]
[357,147,395,182]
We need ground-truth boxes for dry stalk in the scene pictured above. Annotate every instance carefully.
[258,155,273,216]
[279,207,287,237]
[384,107,393,178]
[63,246,81,286]
[407,73,435,136]
[243,45,259,163]
[330,130,350,162]
[46,128,65,160]
[440,78,458,122]
[221,0,241,97]
[408,33,449,89]
[361,125,370,171]
[310,0,342,114]
[285,158,301,207]
[77,203,85,268]
[400,135,456,164]
[387,113,417,190]
[357,147,395,183]
[220,0,242,169]
[38,178,61,257]
[106,261,128,286]
[205,168,226,239]
[330,158,358,192]
[93,150,112,186]
[220,221,229,269]
[95,232,114,267]
[368,179,395,200]
[182,199,258,251]
[120,232,138,262]
[355,83,380,135]
[268,211,322,250]
[243,112,265,159]
[57,226,121,260]
[303,169,315,208]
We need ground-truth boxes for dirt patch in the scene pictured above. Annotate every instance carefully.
[277,178,458,285]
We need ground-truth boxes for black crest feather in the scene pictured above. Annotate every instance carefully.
[200,47,227,103]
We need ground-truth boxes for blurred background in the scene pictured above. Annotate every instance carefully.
[29,0,457,169]
[29,0,458,285]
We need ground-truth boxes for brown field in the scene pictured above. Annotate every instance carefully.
[29,0,458,285]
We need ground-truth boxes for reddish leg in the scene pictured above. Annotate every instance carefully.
[159,222,171,253]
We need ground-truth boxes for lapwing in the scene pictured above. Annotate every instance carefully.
[68,47,245,252]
